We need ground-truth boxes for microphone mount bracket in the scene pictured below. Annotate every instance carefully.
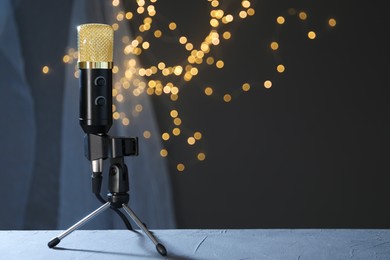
[83,133,138,161]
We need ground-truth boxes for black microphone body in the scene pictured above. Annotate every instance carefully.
[79,68,112,135]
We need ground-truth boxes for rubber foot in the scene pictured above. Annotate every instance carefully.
[156,243,167,256]
[48,237,60,248]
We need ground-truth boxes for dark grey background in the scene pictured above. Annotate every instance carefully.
[145,0,390,228]
[1,0,389,229]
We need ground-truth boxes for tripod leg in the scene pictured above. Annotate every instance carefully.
[122,204,167,256]
[94,193,133,231]
[48,202,111,248]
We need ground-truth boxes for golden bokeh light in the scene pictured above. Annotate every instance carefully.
[135,104,143,112]
[205,87,213,96]
[216,60,224,69]
[172,128,181,136]
[162,132,170,141]
[270,41,279,50]
[112,23,119,31]
[185,43,194,51]
[206,57,214,65]
[329,18,337,27]
[122,118,130,126]
[154,30,162,38]
[223,31,231,40]
[116,12,124,21]
[42,66,50,74]
[177,163,185,172]
[277,64,285,73]
[223,94,232,102]
[194,132,202,140]
[170,110,178,118]
[264,80,272,89]
[125,12,133,20]
[210,18,219,27]
[239,11,247,19]
[277,16,285,24]
[197,153,206,161]
[112,66,119,73]
[112,0,119,7]
[308,31,316,39]
[242,0,251,8]
[113,112,120,120]
[242,83,250,92]
[173,117,182,126]
[116,94,124,102]
[63,55,70,63]
[223,14,234,23]
[247,8,255,16]
[160,149,168,157]
[187,137,196,145]
[142,41,150,49]
[179,36,187,44]
[143,130,151,139]
[137,7,144,14]
[299,12,307,20]
[168,22,177,30]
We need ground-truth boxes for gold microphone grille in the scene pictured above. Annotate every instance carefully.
[77,23,113,63]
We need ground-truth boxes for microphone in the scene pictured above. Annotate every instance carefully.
[77,23,113,135]
[77,23,113,175]
[48,23,165,253]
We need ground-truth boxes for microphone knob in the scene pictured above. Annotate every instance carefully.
[95,76,106,87]
[95,96,106,106]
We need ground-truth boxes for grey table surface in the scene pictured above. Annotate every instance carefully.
[0,229,390,259]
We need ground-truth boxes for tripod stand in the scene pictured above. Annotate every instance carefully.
[47,134,167,256]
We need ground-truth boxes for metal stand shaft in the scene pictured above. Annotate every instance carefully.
[47,202,111,248]
[122,204,167,255]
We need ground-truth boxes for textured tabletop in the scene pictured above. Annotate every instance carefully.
[1,229,390,259]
